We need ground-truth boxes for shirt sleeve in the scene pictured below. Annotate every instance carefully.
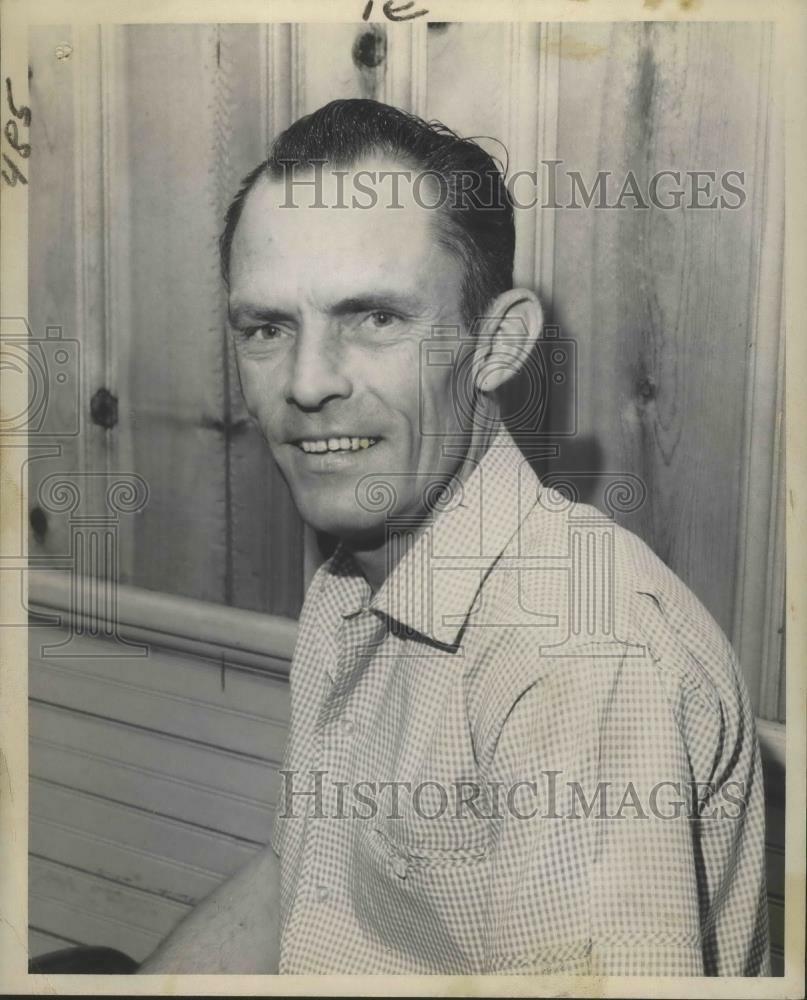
[479,584,769,976]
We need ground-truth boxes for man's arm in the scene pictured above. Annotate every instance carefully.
[138,843,281,974]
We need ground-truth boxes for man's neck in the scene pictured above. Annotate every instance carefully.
[346,416,504,594]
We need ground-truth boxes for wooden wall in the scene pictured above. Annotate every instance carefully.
[28,575,293,962]
[28,24,305,619]
[28,20,785,719]
[547,22,786,723]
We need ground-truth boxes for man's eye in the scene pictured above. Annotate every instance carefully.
[364,311,399,330]
[243,324,282,341]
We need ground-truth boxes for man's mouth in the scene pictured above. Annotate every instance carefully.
[296,436,380,454]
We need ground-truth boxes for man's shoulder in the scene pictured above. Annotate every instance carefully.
[463,489,747,732]
[517,487,730,646]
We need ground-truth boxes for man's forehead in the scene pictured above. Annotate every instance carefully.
[246,152,431,209]
[228,155,456,292]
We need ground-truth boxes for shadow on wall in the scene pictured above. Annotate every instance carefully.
[501,324,606,509]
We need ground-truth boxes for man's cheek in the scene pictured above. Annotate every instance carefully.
[241,372,277,430]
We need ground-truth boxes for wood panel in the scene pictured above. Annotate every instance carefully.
[296,23,384,115]
[122,25,229,605]
[30,779,259,897]
[27,25,305,617]
[29,655,289,761]
[730,26,786,721]
[29,928,82,955]
[27,26,81,563]
[28,681,276,956]
[212,25,305,617]
[27,577,294,957]
[548,22,781,716]
[30,736,277,846]
[30,856,189,963]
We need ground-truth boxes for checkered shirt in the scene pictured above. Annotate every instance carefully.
[271,427,770,976]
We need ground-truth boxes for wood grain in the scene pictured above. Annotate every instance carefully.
[30,856,189,962]
[27,26,81,563]
[550,23,780,714]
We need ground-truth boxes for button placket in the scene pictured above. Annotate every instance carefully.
[298,609,388,922]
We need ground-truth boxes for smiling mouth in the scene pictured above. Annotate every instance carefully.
[296,436,380,454]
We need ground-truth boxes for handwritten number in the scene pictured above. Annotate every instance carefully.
[5,77,31,126]
[4,120,30,158]
[361,0,429,21]
[1,153,27,185]
[2,77,30,186]
[383,1,429,21]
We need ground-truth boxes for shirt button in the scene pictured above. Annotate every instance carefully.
[315,884,331,902]
[392,857,408,880]
[340,716,356,735]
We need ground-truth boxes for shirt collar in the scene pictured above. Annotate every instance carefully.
[368,424,542,648]
[320,543,372,620]
[318,425,543,649]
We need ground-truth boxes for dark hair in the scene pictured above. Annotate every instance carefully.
[219,99,515,324]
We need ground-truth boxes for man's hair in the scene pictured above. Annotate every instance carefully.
[219,99,515,324]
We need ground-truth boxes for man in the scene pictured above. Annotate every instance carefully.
[141,100,769,976]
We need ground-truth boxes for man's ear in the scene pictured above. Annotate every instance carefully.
[471,289,544,394]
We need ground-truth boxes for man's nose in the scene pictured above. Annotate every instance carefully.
[285,328,353,410]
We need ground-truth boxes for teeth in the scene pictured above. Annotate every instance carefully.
[299,437,378,453]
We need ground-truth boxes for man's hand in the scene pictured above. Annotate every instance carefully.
[138,843,281,974]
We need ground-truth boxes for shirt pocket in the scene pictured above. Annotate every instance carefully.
[372,821,489,871]
[351,818,492,972]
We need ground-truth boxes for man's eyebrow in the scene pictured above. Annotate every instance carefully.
[228,291,425,327]
[227,303,296,327]
[328,292,424,316]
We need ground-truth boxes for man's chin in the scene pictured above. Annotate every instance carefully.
[295,503,389,548]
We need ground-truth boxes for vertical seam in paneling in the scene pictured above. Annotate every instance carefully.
[383,23,427,116]
[99,29,113,423]
[760,285,786,720]
[73,24,102,481]
[214,24,234,607]
[290,23,303,120]
[266,23,295,141]
[535,23,561,308]
[409,22,427,119]
[730,24,785,716]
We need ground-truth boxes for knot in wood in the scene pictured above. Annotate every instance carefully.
[90,387,119,429]
[637,374,657,401]
[353,29,386,69]
[29,505,48,542]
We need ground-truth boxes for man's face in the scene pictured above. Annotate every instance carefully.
[227,157,469,544]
